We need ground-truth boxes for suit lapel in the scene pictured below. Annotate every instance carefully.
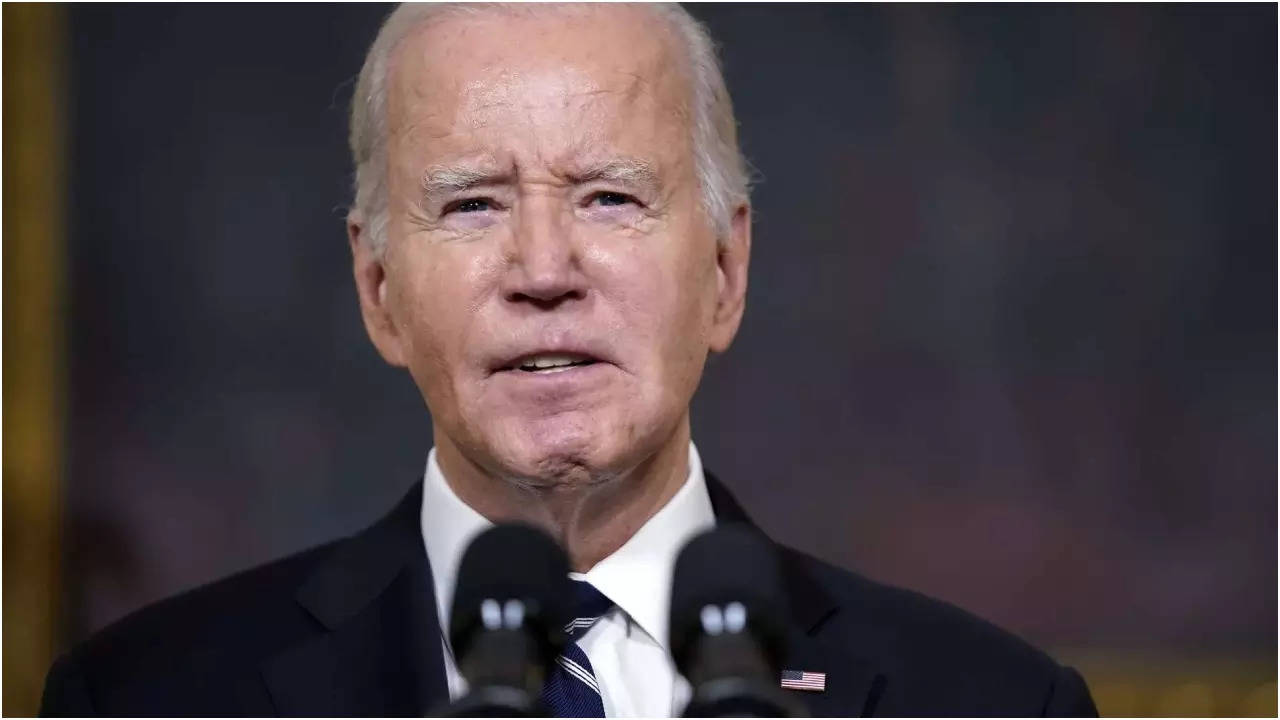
[262,483,448,716]
[782,624,884,717]
[705,473,886,717]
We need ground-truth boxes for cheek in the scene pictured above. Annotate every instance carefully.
[389,244,502,379]
[588,234,716,376]
[668,249,718,375]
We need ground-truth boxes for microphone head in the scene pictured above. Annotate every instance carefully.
[668,524,790,674]
[449,523,572,668]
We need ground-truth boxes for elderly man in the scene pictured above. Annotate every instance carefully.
[41,4,1096,717]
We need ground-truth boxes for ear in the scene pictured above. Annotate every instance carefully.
[349,217,409,368]
[708,204,751,354]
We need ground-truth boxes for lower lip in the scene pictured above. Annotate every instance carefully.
[490,362,614,392]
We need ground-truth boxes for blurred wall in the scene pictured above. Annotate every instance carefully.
[4,4,67,715]
[11,3,1276,716]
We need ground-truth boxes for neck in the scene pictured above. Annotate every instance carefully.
[434,418,692,572]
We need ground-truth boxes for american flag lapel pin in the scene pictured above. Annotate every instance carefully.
[780,669,827,692]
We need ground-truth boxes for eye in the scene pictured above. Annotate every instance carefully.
[446,198,495,214]
[589,191,637,208]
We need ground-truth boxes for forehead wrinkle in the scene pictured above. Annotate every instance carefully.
[389,6,699,201]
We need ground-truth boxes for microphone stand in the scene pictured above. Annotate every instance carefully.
[680,632,804,718]
[432,628,551,717]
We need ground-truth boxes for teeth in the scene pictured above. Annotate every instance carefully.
[531,364,575,374]
[519,354,584,370]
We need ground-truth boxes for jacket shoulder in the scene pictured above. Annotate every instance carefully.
[784,546,1095,716]
[44,539,341,715]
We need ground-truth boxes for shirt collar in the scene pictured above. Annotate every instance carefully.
[420,447,492,636]
[574,442,715,651]
[420,442,716,651]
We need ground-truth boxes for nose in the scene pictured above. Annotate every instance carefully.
[501,196,586,308]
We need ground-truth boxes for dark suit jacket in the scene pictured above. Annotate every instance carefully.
[41,474,1097,717]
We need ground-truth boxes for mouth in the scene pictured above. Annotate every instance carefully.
[496,352,602,375]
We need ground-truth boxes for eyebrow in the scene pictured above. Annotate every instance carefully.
[420,165,511,201]
[419,157,661,206]
[570,158,659,189]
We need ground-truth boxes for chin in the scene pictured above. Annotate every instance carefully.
[487,411,637,486]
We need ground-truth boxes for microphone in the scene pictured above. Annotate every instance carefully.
[440,524,571,717]
[669,525,804,717]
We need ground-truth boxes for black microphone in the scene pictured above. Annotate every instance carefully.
[669,525,804,717]
[439,524,571,717]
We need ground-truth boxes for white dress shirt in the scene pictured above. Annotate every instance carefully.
[420,442,716,717]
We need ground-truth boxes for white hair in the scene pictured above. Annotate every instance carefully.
[347,2,750,256]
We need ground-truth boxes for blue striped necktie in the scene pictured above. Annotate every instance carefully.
[542,580,614,717]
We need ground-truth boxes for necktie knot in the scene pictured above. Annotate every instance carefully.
[564,580,613,639]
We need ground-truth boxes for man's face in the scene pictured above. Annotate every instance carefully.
[352,6,749,484]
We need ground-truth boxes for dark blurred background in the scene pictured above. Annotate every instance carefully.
[4,3,1275,716]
